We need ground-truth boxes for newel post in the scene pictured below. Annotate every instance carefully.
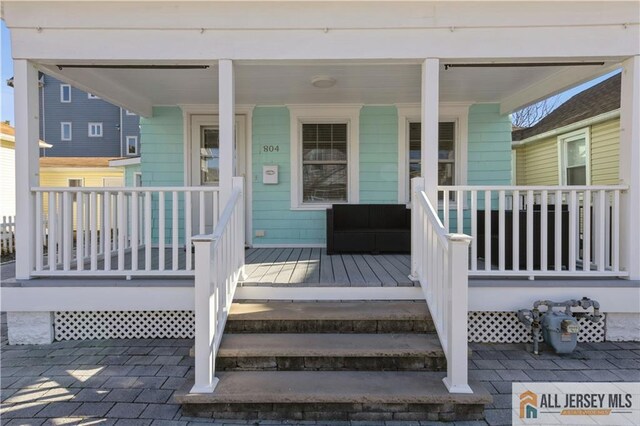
[191,236,218,393]
[410,177,425,281]
[444,233,473,394]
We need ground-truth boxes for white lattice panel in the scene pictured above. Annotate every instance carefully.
[54,311,194,341]
[468,311,605,343]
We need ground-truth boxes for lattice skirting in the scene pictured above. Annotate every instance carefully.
[54,311,195,341]
[468,311,605,343]
[54,310,605,342]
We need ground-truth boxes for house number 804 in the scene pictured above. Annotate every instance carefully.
[263,145,280,152]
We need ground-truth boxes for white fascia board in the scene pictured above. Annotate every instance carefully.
[499,64,622,115]
[511,109,621,147]
[109,157,141,167]
[37,65,153,118]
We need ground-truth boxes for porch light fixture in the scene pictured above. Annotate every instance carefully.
[311,76,336,88]
[443,62,605,70]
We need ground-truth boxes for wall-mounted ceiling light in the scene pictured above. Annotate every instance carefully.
[311,76,336,88]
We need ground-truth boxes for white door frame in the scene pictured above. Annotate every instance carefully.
[182,106,253,245]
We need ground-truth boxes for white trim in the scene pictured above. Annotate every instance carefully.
[60,121,72,141]
[109,156,140,167]
[511,150,517,185]
[396,103,470,204]
[59,83,71,103]
[512,109,620,147]
[88,122,103,138]
[289,104,361,210]
[126,135,138,155]
[557,127,591,185]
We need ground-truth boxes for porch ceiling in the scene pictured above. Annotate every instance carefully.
[39,60,620,116]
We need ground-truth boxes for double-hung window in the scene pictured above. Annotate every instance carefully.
[126,136,138,155]
[60,84,71,103]
[61,122,72,141]
[301,123,348,204]
[559,129,589,185]
[408,121,456,197]
[88,122,103,138]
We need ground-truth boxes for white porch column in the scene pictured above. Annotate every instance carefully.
[13,60,40,280]
[421,58,440,204]
[619,55,640,280]
[218,59,235,207]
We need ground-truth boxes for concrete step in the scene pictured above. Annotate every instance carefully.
[175,371,492,422]
[215,333,447,371]
[226,301,435,333]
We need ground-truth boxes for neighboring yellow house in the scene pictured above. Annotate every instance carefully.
[512,73,621,186]
[39,157,125,188]
[1,122,52,219]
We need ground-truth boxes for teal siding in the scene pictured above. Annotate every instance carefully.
[124,164,141,187]
[139,107,185,243]
[359,106,398,203]
[251,107,326,245]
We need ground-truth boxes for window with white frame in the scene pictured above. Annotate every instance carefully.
[408,121,456,198]
[126,136,138,155]
[559,128,590,185]
[88,122,103,137]
[87,93,100,99]
[60,84,71,103]
[61,122,72,141]
[290,106,360,209]
[68,178,83,187]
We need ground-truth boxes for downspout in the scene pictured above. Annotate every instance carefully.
[119,108,124,157]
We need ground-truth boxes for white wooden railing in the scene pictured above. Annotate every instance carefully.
[411,178,472,394]
[31,186,220,276]
[438,185,628,278]
[1,215,16,255]
[191,177,245,393]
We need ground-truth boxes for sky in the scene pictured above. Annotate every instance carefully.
[0,19,621,126]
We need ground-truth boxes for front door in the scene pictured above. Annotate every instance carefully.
[190,115,246,236]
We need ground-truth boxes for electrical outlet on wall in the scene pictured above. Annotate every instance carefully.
[255,230,266,237]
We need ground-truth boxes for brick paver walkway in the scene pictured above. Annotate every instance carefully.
[2,311,639,426]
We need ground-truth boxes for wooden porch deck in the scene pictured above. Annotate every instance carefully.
[242,248,416,287]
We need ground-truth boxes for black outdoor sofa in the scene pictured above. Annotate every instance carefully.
[326,204,411,255]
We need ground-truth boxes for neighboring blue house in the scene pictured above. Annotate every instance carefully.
[37,74,140,157]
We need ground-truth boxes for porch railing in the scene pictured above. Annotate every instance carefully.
[191,177,245,393]
[438,185,628,278]
[1,215,16,255]
[31,186,220,276]
[411,178,472,394]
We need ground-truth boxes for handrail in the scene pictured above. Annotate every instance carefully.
[191,177,245,393]
[411,177,473,394]
[438,184,628,191]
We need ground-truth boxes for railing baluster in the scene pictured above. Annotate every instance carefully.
[131,191,139,271]
[512,190,520,272]
[186,191,192,271]
[199,190,206,234]
[76,192,84,271]
[56,193,63,264]
[103,191,111,271]
[35,193,43,272]
[118,191,125,271]
[159,191,166,271]
[48,192,57,271]
[145,191,152,271]
[540,190,548,272]
[612,190,620,272]
[456,190,463,234]
[595,190,605,271]
[484,190,491,271]
[172,191,179,271]
[498,190,505,272]
[568,190,577,272]
[526,190,534,272]
[605,191,612,269]
[555,190,562,271]
[470,190,477,271]
[443,190,449,231]
[90,192,98,271]
[583,190,591,271]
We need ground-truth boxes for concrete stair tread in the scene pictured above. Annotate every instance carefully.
[217,333,444,358]
[175,371,492,405]
[229,301,430,321]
